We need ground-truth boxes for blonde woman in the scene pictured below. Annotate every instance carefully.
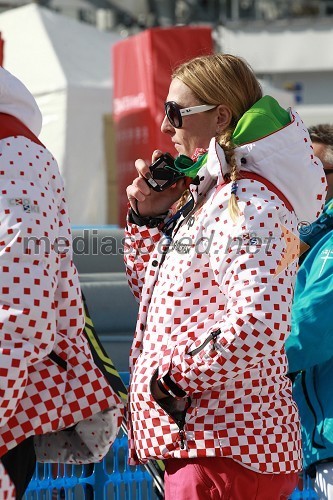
[125,54,326,499]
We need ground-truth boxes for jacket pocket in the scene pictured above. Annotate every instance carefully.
[150,369,191,450]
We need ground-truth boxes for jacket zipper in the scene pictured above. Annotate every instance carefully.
[178,426,186,449]
[150,370,190,449]
[188,328,221,356]
[312,365,326,444]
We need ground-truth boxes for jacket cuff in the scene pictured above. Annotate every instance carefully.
[157,373,187,399]
[128,208,167,228]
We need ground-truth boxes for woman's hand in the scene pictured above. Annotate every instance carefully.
[126,150,191,217]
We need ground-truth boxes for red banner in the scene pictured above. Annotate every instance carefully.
[112,26,213,225]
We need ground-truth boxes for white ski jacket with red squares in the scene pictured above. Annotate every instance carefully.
[125,108,326,474]
[0,67,123,478]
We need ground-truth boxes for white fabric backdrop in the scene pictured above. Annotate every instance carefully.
[0,4,122,224]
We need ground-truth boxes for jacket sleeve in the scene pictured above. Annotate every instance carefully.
[0,177,62,426]
[53,192,85,349]
[157,191,296,397]
[124,216,164,302]
[285,237,333,372]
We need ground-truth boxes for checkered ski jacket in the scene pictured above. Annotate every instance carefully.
[124,110,326,474]
[0,68,123,491]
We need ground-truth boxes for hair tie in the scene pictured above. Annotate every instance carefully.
[231,181,238,195]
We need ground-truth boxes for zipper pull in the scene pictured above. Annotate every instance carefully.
[179,429,186,449]
[211,328,221,350]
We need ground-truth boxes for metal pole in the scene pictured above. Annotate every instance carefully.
[231,0,239,21]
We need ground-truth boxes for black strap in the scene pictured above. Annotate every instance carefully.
[48,350,67,371]
[82,293,165,498]
[81,292,128,404]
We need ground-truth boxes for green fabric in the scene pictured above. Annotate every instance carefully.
[173,152,208,178]
[232,95,291,146]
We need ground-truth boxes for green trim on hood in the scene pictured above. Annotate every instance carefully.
[232,95,291,146]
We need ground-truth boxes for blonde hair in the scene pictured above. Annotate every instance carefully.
[173,54,262,220]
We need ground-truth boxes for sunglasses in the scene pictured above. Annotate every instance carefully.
[164,101,216,129]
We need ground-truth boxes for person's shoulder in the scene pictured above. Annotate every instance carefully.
[209,178,290,226]
[233,178,289,218]
[300,228,333,279]
[0,135,61,183]
[0,134,51,155]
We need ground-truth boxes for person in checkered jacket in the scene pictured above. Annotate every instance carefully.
[125,53,326,499]
[0,67,124,499]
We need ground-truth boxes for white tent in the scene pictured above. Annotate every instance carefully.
[0,4,122,225]
[218,20,333,73]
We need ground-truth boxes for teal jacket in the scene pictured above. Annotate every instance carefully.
[286,199,333,471]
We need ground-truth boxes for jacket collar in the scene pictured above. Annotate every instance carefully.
[189,108,326,225]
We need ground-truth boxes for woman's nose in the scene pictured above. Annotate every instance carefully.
[161,114,173,134]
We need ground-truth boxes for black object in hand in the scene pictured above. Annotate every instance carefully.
[146,153,185,192]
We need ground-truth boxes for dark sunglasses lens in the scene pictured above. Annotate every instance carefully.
[165,102,182,128]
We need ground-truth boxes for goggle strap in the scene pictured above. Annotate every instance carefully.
[173,152,208,178]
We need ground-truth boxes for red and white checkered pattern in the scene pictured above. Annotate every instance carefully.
[124,111,326,474]
[0,462,15,499]
[0,135,123,459]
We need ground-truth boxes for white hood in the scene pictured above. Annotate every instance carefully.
[0,66,42,136]
[207,109,326,225]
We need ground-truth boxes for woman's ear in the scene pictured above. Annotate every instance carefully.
[216,105,233,133]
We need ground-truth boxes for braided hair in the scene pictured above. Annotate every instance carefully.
[220,131,240,221]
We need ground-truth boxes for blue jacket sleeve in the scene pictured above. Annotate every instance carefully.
[286,232,333,372]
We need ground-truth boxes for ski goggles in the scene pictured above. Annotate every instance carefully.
[164,101,216,129]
